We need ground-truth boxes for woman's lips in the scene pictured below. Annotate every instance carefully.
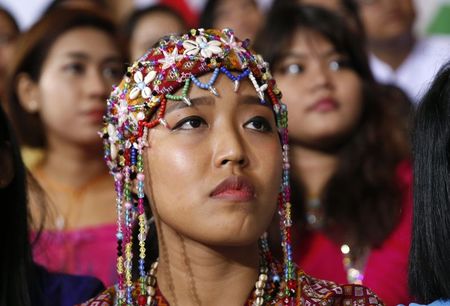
[83,109,105,122]
[308,97,338,112]
[210,176,256,202]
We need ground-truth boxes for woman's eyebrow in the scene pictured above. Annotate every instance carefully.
[239,94,273,109]
[165,96,215,114]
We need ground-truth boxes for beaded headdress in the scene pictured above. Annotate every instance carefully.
[101,28,295,305]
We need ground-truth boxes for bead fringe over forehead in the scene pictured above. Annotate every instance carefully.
[101,28,296,305]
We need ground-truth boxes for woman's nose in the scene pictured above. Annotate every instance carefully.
[213,127,249,169]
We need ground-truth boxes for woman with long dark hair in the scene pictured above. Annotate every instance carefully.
[409,62,450,305]
[255,5,412,305]
[0,105,104,306]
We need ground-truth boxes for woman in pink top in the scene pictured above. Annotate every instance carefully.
[6,8,124,286]
[255,4,412,305]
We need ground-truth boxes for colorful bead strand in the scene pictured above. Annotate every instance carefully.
[191,67,220,96]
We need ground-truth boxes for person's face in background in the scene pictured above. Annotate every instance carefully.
[130,11,186,61]
[273,30,363,149]
[0,11,19,99]
[212,0,264,42]
[18,27,122,148]
[357,0,415,44]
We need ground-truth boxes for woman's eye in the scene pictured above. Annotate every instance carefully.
[244,116,272,132]
[283,63,304,75]
[103,64,123,81]
[172,116,207,130]
[64,62,85,75]
[329,59,352,71]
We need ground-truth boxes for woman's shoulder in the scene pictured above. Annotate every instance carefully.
[296,270,384,305]
[35,264,105,306]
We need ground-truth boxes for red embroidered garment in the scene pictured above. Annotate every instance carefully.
[79,269,384,306]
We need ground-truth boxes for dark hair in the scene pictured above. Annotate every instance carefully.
[5,8,121,148]
[0,105,38,306]
[0,6,20,33]
[409,62,450,303]
[255,5,409,247]
[42,0,109,16]
[271,0,365,41]
[199,0,259,29]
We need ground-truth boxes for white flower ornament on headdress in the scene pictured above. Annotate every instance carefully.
[183,35,223,58]
[159,47,183,70]
[220,32,246,54]
[129,70,156,100]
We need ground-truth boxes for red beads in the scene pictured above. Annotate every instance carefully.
[137,294,147,306]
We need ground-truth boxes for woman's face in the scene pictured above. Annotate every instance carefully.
[34,27,122,146]
[130,12,185,61]
[213,0,263,42]
[358,0,415,44]
[273,30,363,149]
[145,74,282,246]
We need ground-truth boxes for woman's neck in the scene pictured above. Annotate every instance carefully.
[41,137,107,188]
[290,145,339,198]
[156,222,260,306]
[370,32,416,71]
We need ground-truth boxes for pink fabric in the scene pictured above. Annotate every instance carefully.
[32,223,118,287]
[294,161,413,306]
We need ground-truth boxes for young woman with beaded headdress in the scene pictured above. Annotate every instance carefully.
[80,28,383,305]
[5,8,124,286]
[254,4,412,305]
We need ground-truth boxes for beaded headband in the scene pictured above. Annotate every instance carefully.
[101,28,296,305]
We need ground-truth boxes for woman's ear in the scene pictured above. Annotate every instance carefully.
[16,73,40,113]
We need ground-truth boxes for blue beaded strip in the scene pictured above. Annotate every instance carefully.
[220,67,250,92]
[190,67,220,96]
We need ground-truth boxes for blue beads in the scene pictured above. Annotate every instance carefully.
[191,68,220,89]
[220,67,250,81]
[131,148,137,165]
[139,259,145,277]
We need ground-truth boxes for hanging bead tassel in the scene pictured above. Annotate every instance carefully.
[191,67,220,96]
[143,96,168,130]
[249,71,268,103]
[114,171,126,304]
[267,86,297,305]
[220,67,250,92]
[166,79,192,106]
